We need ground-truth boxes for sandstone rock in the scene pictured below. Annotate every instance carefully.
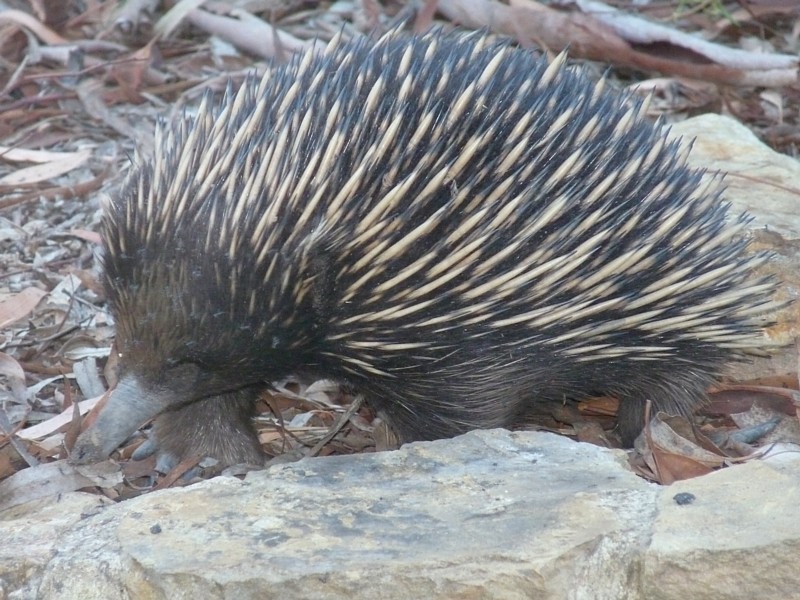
[3,429,799,599]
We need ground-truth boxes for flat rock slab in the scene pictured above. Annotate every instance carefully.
[28,431,656,600]
[4,430,800,599]
[645,452,800,600]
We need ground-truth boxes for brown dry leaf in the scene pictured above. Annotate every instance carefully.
[0,449,15,480]
[258,430,288,445]
[0,459,122,512]
[120,453,157,481]
[153,455,203,490]
[106,39,162,103]
[572,420,612,446]
[705,385,799,418]
[253,380,368,458]
[0,352,26,403]
[68,229,102,244]
[547,396,615,440]
[649,447,715,485]
[0,167,110,211]
[731,374,799,390]
[577,395,619,417]
[16,394,105,442]
[0,287,47,329]
[0,148,92,186]
[0,351,25,384]
[62,382,80,456]
[0,145,83,164]
[637,412,728,484]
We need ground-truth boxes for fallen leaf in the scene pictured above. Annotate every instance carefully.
[0,287,47,329]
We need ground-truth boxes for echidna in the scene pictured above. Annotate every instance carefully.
[71,28,776,467]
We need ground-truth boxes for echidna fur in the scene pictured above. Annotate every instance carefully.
[71,27,776,466]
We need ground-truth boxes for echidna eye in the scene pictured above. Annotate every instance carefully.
[163,361,205,383]
[164,357,198,373]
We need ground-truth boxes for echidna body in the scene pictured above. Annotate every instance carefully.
[72,29,775,466]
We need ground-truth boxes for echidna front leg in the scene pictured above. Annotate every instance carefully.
[139,390,265,470]
[71,372,265,467]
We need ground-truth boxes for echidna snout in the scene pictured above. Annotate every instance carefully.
[70,28,776,467]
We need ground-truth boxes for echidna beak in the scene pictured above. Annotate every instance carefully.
[69,374,170,464]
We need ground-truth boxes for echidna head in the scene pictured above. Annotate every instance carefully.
[101,226,321,415]
[105,260,249,401]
